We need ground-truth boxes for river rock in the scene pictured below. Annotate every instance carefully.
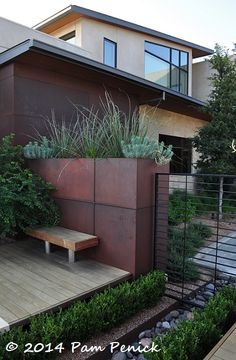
[112,351,127,360]
[203,291,214,299]
[138,331,146,340]
[144,329,152,338]
[162,321,171,329]
[169,310,180,318]
[139,338,152,348]
[206,283,215,292]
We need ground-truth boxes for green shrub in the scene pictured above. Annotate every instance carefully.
[167,228,199,281]
[167,223,212,281]
[0,134,59,236]
[168,190,197,225]
[0,271,166,360]
[146,286,236,360]
[187,223,212,245]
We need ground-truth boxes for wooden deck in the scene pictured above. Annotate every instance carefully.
[0,239,131,327]
[204,322,236,360]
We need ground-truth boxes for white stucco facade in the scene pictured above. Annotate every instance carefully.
[0,17,89,57]
[50,17,193,96]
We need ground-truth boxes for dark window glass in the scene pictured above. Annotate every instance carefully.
[145,42,170,61]
[104,38,117,67]
[159,135,192,173]
[60,31,76,45]
[171,49,179,66]
[145,52,170,87]
[144,41,188,95]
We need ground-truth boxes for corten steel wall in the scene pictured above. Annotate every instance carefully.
[28,159,169,277]
[0,53,138,144]
[0,53,170,276]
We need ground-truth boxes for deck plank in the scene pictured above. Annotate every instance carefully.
[0,239,130,325]
[204,322,236,360]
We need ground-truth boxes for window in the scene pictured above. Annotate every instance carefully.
[145,41,188,95]
[159,135,192,173]
[104,38,117,68]
[60,31,76,45]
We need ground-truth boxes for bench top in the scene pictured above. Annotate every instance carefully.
[26,226,98,251]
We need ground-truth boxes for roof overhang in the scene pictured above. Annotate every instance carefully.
[34,5,214,59]
[0,39,210,121]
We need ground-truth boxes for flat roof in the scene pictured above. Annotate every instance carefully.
[34,5,214,59]
[0,39,210,121]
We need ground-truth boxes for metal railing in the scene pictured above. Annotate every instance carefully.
[154,173,236,306]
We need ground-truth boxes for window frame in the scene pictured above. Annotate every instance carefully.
[103,38,117,68]
[60,31,76,43]
[144,41,189,95]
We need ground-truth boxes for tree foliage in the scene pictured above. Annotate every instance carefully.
[193,44,236,174]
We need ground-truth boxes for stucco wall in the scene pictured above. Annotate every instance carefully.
[0,17,89,57]
[192,60,213,101]
[51,17,193,96]
[140,105,208,170]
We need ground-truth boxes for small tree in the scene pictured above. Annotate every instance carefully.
[193,44,236,219]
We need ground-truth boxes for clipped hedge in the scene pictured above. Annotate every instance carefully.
[0,270,166,360]
[147,286,236,360]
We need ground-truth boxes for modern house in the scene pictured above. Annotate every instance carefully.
[0,5,213,173]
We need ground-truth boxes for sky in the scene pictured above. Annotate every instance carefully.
[1,0,235,53]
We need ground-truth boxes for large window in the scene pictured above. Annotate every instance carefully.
[145,41,188,95]
[103,38,117,68]
[60,31,76,45]
[159,135,192,173]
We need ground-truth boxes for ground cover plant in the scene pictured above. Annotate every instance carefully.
[0,134,59,237]
[0,271,166,360]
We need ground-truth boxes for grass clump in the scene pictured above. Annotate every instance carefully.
[24,92,173,165]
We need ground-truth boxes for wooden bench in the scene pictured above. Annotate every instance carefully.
[26,226,99,263]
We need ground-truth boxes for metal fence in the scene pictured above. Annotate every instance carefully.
[154,173,236,306]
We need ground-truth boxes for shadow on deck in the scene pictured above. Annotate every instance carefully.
[0,239,131,327]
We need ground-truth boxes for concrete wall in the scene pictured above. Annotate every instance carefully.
[51,17,193,96]
[192,60,213,101]
[0,17,89,57]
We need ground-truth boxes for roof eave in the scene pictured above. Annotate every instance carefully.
[34,5,214,58]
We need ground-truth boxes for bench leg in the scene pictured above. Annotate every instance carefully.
[68,250,75,263]
[45,241,51,254]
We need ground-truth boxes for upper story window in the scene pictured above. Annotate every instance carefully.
[144,41,188,95]
[60,31,76,45]
[103,38,117,68]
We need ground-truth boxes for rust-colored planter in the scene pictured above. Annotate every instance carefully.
[27,158,169,277]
